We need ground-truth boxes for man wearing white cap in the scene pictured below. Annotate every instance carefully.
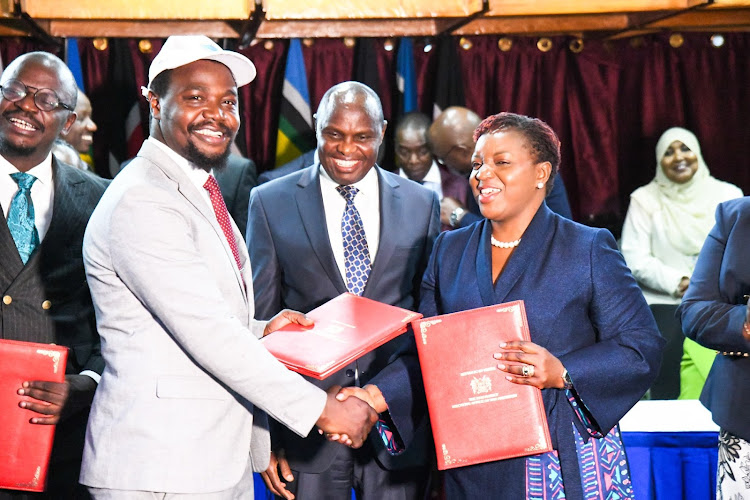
[79,35,377,499]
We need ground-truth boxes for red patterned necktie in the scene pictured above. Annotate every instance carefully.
[203,175,242,271]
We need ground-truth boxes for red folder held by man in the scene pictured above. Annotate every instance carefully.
[262,293,421,380]
[0,339,68,492]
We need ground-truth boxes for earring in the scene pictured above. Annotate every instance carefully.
[536,182,544,189]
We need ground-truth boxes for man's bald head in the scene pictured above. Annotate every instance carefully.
[1,52,78,109]
[427,106,482,176]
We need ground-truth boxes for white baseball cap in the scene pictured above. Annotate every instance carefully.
[144,35,256,96]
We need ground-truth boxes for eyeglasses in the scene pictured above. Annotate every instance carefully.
[0,79,74,112]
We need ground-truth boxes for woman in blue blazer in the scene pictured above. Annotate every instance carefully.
[342,112,664,499]
[678,197,750,499]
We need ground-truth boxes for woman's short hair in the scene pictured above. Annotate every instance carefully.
[473,112,561,194]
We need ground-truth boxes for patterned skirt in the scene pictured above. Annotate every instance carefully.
[718,430,750,500]
[526,424,634,500]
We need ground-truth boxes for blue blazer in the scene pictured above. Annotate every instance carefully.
[247,164,440,472]
[678,197,750,440]
[373,204,663,498]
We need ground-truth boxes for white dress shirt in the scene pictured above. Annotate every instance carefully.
[399,160,443,200]
[0,152,54,240]
[319,165,380,282]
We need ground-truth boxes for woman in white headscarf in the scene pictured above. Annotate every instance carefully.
[621,127,742,399]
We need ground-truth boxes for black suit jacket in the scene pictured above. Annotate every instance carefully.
[247,165,440,473]
[214,154,258,237]
[0,159,108,496]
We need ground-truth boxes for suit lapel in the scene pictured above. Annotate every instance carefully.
[139,142,247,298]
[295,167,347,293]
[477,204,555,306]
[0,203,24,283]
[364,168,398,297]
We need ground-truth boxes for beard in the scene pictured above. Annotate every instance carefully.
[184,139,232,173]
[0,137,36,159]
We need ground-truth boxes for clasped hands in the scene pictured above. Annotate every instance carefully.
[263,385,383,500]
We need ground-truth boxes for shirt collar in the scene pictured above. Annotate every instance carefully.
[0,152,54,186]
[148,136,211,189]
[319,163,379,198]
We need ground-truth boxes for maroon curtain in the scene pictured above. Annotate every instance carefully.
[32,32,749,229]
[457,35,621,221]
[616,33,750,215]
[303,38,354,113]
[0,37,60,67]
[236,39,286,173]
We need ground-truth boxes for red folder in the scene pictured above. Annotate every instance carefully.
[262,293,422,380]
[413,300,552,470]
[0,339,68,492]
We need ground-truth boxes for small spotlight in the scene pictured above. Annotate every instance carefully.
[384,39,395,52]
[711,34,725,47]
[423,38,433,53]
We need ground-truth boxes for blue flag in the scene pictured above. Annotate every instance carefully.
[396,37,417,114]
[65,38,85,92]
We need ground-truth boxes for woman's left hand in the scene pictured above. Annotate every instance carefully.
[494,341,565,389]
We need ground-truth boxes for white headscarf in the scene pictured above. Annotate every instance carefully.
[632,127,734,255]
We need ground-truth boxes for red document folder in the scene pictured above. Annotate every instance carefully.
[262,293,422,380]
[413,300,552,470]
[0,339,68,492]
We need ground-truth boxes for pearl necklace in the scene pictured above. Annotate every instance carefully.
[491,236,521,249]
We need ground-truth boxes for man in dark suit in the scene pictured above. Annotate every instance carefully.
[214,154,257,236]
[0,52,108,499]
[257,148,315,185]
[394,111,469,231]
[247,81,440,500]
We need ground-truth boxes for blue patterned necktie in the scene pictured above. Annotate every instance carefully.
[7,172,40,264]
[336,185,371,296]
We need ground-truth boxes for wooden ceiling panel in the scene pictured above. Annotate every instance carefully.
[455,13,632,35]
[486,0,706,16]
[263,0,483,20]
[20,0,253,20]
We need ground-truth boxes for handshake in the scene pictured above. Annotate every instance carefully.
[263,384,388,499]
[314,384,386,448]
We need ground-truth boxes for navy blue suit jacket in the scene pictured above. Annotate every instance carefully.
[679,197,750,440]
[247,164,440,472]
[373,204,663,498]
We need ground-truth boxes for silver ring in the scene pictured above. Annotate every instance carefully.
[521,365,534,377]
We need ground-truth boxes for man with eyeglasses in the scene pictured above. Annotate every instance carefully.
[0,52,108,499]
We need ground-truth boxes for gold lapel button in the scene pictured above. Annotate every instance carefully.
[2,295,11,305]
[42,300,52,310]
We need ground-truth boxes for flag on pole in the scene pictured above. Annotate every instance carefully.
[275,39,315,168]
[396,37,417,115]
[65,38,85,92]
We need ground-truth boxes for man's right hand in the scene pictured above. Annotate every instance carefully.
[315,385,378,448]
[261,449,295,500]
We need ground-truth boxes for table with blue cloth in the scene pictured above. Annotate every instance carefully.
[253,400,718,499]
[620,400,719,500]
